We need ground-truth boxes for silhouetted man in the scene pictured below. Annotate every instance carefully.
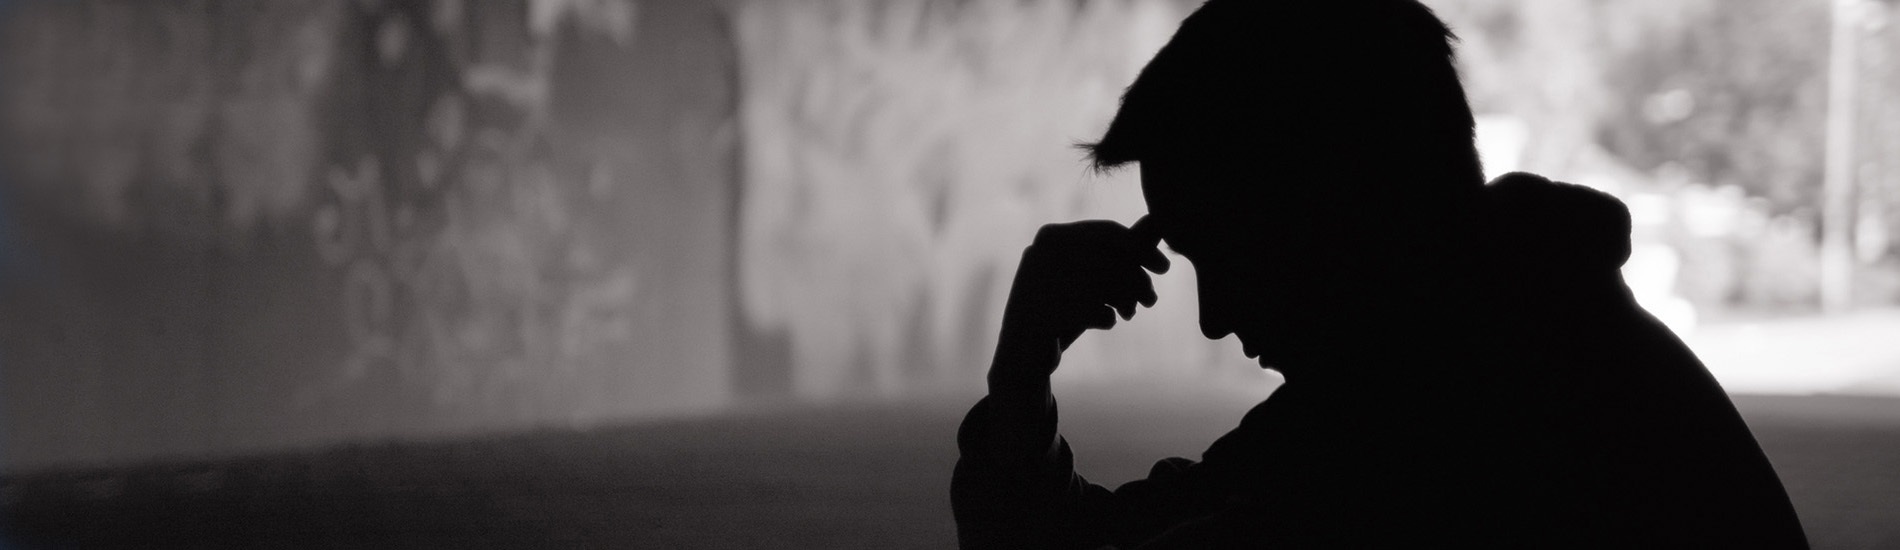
[951,0,1809,547]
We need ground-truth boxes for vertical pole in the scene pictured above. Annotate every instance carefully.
[1822,0,1862,313]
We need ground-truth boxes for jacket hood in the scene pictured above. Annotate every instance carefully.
[1478,172,1632,279]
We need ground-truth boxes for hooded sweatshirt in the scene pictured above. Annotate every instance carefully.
[951,172,1808,549]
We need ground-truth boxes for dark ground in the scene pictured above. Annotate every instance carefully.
[3,388,1898,549]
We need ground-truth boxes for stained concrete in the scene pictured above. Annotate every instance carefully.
[0,0,738,472]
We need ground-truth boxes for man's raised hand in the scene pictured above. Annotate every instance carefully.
[989,216,1170,391]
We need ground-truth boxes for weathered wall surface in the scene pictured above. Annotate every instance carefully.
[732,0,1257,401]
[0,0,738,472]
[0,0,1267,473]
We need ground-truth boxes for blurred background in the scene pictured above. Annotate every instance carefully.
[0,0,1897,548]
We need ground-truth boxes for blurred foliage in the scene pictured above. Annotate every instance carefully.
[1436,0,1831,213]
[1436,0,1900,310]
[1594,0,1832,215]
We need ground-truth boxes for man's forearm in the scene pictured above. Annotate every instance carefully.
[987,327,1060,395]
[977,336,1062,465]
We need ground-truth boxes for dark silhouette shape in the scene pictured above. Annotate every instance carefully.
[951,0,1809,547]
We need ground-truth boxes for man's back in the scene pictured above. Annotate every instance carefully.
[1471,173,1805,545]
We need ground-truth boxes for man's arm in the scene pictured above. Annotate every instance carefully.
[949,219,1226,549]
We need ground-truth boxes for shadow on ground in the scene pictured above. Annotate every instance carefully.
[3,390,1897,549]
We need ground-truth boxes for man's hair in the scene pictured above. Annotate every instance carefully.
[1084,0,1484,209]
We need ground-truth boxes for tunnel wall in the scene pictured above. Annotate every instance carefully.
[0,0,738,472]
[0,0,1251,473]
[730,0,1246,401]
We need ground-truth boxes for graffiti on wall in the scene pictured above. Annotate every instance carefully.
[309,0,649,406]
[0,0,738,469]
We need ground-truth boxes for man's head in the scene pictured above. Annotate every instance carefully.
[1087,0,1484,372]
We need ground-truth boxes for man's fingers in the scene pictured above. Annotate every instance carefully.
[1012,219,1169,350]
[1111,296,1140,321]
[1128,216,1172,274]
[1140,246,1171,275]
[1107,263,1157,312]
[1129,215,1163,247]
[1134,269,1159,308]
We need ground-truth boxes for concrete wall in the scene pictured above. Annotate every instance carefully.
[731,0,1252,401]
[0,0,1265,473]
[0,0,738,472]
